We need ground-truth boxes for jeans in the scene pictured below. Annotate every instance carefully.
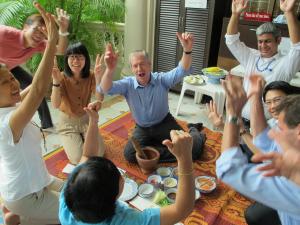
[245,202,281,225]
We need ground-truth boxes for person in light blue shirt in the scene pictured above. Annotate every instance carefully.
[59,87,196,225]
[97,33,206,163]
[216,75,300,225]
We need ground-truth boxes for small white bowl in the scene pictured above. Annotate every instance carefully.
[165,188,177,203]
[156,167,172,177]
[163,177,177,189]
[138,183,154,198]
[171,167,178,179]
[147,174,162,187]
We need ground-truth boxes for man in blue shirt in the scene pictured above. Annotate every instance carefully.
[97,33,206,163]
[59,97,196,225]
[216,75,300,225]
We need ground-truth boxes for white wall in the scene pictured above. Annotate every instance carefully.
[123,0,156,74]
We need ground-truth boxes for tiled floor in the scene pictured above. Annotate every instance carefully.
[33,91,217,155]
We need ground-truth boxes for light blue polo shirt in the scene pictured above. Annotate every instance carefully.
[97,63,192,127]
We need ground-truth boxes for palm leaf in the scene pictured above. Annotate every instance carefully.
[0,0,35,28]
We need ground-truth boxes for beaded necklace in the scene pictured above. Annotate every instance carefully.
[255,56,276,72]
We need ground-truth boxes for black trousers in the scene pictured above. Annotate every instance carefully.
[245,202,281,225]
[11,66,53,128]
[124,113,206,163]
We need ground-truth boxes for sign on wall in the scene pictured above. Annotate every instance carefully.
[185,0,207,9]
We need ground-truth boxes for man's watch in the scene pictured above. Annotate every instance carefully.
[226,115,240,125]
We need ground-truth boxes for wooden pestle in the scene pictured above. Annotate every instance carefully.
[130,137,148,159]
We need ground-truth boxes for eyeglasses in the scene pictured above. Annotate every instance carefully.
[68,54,85,61]
[265,96,284,106]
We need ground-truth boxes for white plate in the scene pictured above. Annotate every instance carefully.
[184,75,204,85]
[119,178,138,201]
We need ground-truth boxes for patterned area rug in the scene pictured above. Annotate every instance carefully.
[44,112,252,225]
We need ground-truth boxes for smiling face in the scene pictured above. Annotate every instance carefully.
[0,66,21,107]
[67,54,86,76]
[265,89,286,119]
[257,33,280,58]
[23,21,47,48]
[130,53,151,86]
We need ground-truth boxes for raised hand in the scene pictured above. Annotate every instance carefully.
[56,7,70,33]
[252,152,283,177]
[280,0,297,13]
[247,74,266,98]
[176,32,194,52]
[34,2,58,43]
[94,54,105,81]
[222,74,247,116]
[232,0,248,15]
[162,130,193,160]
[104,43,118,71]
[52,56,63,82]
[206,100,223,128]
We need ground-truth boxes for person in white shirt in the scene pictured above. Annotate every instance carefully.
[0,3,61,225]
[226,0,300,123]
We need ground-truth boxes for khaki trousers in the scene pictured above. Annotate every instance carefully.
[4,177,64,225]
[57,112,105,164]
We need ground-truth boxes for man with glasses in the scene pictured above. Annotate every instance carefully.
[0,7,70,130]
[216,75,300,225]
[226,0,300,127]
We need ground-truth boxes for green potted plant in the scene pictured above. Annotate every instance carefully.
[0,0,125,72]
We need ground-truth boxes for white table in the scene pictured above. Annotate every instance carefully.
[175,78,226,116]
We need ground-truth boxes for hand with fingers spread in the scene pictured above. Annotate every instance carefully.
[232,0,248,15]
[34,2,58,44]
[247,74,266,99]
[222,74,247,116]
[252,151,284,177]
[56,7,70,33]
[176,32,194,52]
[206,100,224,128]
[104,43,118,72]
[280,0,297,13]
[162,130,193,160]
[252,128,300,185]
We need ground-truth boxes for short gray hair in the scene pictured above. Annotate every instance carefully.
[256,22,281,39]
[128,50,150,65]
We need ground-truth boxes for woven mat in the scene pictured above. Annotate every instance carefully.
[44,112,252,225]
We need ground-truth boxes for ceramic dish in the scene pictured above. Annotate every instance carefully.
[184,75,205,85]
[195,176,217,193]
[165,188,201,204]
[147,174,162,186]
[165,188,177,203]
[138,183,155,198]
[156,167,172,177]
[119,178,138,201]
[171,167,178,179]
[163,177,177,189]
[202,68,228,84]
